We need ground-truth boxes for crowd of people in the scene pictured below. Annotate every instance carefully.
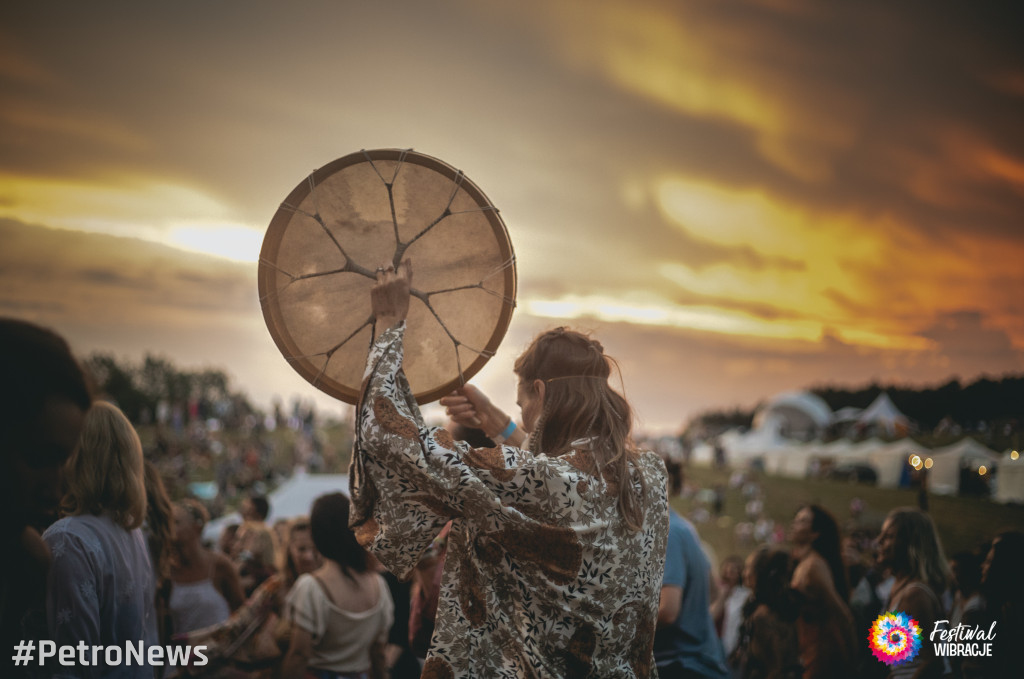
[3,268,1024,679]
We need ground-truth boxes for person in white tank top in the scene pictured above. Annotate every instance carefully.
[169,499,245,635]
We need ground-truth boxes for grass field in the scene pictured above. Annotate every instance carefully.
[673,463,1024,568]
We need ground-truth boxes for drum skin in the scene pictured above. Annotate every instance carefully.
[258,149,517,405]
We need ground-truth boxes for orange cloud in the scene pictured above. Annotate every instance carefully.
[536,0,860,182]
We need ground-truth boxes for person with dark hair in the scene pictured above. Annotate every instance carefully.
[0,318,92,677]
[788,505,858,679]
[875,507,950,679]
[351,262,669,677]
[281,492,393,679]
[961,530,1024,679]
[243,493,271,523]
[731,547,802,679]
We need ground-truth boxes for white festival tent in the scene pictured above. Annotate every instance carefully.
[926,438,1001,496]
[865,439,928,488]
[719,416,793,466]
[994,450,1024,504]
[203,469,349,544]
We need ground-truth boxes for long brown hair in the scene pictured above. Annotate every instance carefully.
[62,401,146,530]
[886,507,950,595]
[143,460,175,581]
[514,327,646,531]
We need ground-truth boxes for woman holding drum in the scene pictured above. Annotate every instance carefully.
[349,260,669,678]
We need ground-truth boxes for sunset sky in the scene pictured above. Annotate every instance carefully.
[2,1,1023,433]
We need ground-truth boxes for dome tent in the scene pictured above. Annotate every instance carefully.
[752,391,833,442]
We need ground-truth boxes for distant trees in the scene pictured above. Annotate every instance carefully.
[683,375,1023,450]
[82,352,255,426]
[811,376,1024,432]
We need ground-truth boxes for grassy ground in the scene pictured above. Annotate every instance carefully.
[674,463,1024,568]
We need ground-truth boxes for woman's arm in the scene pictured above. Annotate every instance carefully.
[277,622,313,679]
[215,551,246,611]
[351,261,544,579]
[440,385,527,448]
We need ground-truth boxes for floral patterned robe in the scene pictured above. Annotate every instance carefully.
[349,323,669,678]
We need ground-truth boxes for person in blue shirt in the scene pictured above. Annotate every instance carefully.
[655,462,730,679]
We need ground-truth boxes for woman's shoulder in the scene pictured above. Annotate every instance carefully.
[286,572,324,611]
[632,449,668,482]
[43,514,111,548]
[892,579,943,614]
[290,571,318,593]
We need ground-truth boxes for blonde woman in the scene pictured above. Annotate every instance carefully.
[43,401,159,674]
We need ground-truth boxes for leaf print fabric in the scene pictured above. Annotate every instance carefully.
[350,322,669,678]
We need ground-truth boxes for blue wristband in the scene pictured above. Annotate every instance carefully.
[498,419,517,441]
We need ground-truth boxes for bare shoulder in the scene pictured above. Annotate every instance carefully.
[792,552,830,590]
[212,551,239,576]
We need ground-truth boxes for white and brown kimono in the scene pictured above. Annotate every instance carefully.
[350,322,669,678]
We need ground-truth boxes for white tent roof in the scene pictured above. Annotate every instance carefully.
[856,392,910,434]
[720,421,792,463]
[927,438,1000,495]
[833,406,863,423]
[203,470,349,543]
[754,391,833,428]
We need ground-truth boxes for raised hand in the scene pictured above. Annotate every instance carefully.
[371,260,413,331]
[440,384,504,435]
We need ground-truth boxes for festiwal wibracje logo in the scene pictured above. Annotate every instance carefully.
[869,611,923,666]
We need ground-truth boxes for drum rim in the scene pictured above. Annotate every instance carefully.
[258,148,517,405]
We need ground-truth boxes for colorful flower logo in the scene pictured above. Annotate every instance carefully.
[868,611,922,666]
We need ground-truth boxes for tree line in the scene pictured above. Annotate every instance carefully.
[82,352,257,427]
[684,374,1024,449]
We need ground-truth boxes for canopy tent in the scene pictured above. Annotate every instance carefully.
[719,418,792,465]
[767,446,817,478]
[855,392,911,436]
[994,450,1024,504]
[927,438,1001,495]
[203,470,349,543]
[866,439,928,488]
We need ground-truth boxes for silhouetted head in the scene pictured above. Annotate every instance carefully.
[0,318,92,525]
